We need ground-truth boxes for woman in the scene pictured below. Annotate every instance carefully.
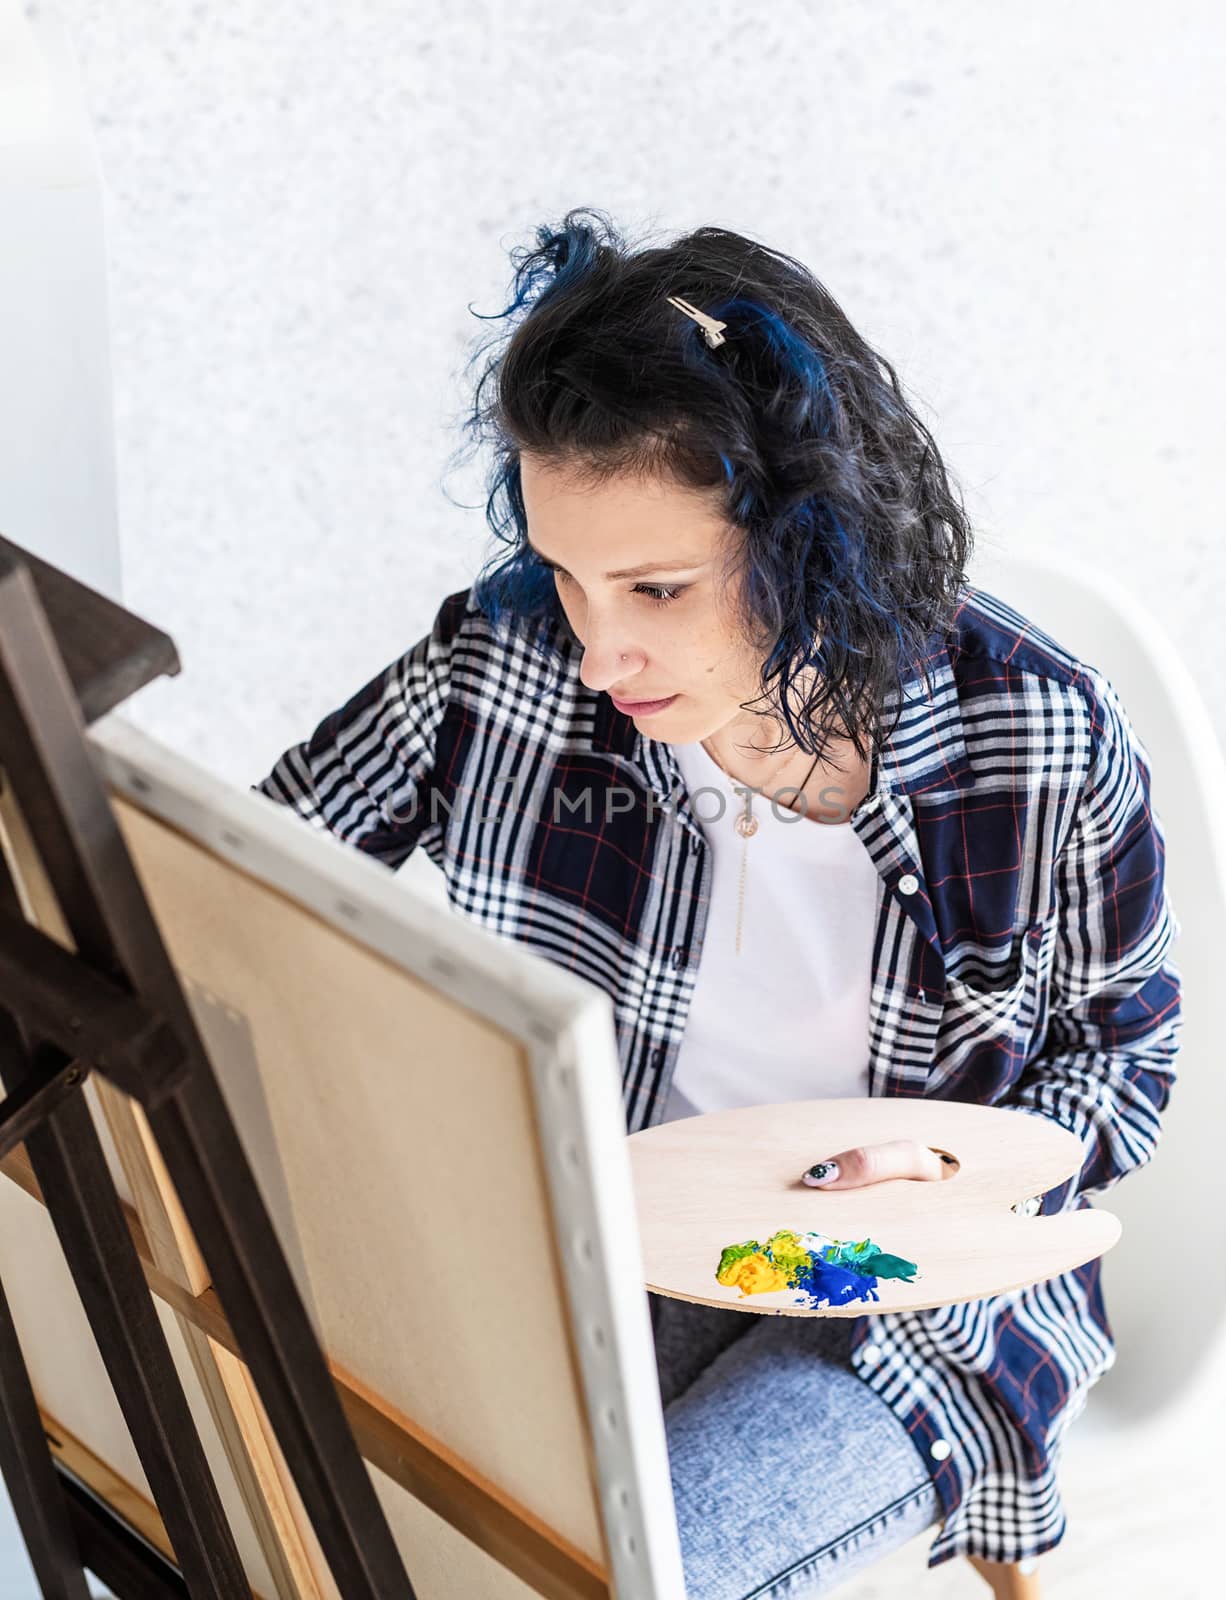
[255,209,1181,1596]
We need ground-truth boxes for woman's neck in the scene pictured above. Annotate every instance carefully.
[701,723,874,826]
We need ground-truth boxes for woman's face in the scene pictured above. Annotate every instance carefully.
[519,452,784,750]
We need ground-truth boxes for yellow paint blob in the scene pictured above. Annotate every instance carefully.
[715,1251,790,1295]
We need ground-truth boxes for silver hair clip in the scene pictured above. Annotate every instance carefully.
[666,295,728,349]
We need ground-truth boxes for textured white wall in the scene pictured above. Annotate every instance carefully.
[52,0,1224,784]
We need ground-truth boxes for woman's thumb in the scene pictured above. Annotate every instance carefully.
[802,1139,949,1188]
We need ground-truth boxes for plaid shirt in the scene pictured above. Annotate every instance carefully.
[254,581,1182,1571]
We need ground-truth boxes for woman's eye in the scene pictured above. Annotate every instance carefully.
[551,569,683,608]
[633,583,684,607]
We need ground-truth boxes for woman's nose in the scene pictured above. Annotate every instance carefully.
[577,629,641,692]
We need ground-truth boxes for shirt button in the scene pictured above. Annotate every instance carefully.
[861,1343,882,1365]
[1013,1196,1043,1216]
[897,872,919,896]
[671,946,688,969]
[930,1437,951,1461]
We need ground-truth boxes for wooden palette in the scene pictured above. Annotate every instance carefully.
[628,1097,1122,1315]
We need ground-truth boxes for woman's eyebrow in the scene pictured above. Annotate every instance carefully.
[525,539,708,580]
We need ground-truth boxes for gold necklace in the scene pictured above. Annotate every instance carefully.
[699,734,822,955]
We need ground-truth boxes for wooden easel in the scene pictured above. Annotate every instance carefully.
[0,536,416,1598]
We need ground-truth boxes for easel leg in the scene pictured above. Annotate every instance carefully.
[18,1091,252,1599]
[0,959,250,1600]
[57,1466,188,1600]
[0,1271,92,1599]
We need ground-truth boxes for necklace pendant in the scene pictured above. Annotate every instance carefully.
[734,811,758,839]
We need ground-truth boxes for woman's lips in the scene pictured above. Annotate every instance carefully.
[611,693,679,716]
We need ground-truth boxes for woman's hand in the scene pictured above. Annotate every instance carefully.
[801,1139,955,1188]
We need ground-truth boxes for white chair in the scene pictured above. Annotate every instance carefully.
[837,542,1222,1598]
[968,537,1226,1426]
[940,539,1226,1595]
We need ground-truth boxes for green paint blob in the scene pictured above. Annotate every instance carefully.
[715,1240,762,1279]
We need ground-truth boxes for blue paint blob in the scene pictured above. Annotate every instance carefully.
[790,1259,881,1309]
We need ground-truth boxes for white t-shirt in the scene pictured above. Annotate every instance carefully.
[659,737,877,1122]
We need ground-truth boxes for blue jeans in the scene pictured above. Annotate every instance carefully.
[650,1293,942,1599]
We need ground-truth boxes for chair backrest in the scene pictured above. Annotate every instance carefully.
[967,538,1226,1422]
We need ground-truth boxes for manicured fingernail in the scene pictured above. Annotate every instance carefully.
[803,1160,840,1187]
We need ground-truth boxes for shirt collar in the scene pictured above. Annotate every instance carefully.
[874,629,974,797]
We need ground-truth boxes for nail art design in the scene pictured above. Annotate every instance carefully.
[803,1160,840,1187]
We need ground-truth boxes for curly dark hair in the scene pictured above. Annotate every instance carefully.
[447,206,974,766]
